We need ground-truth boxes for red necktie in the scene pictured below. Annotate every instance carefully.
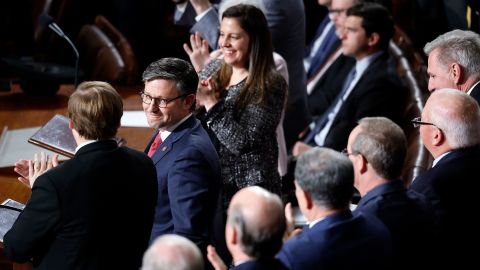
[147,132,162,157]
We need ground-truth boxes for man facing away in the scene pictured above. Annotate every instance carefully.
[4,81,158,269]
[207,186,287,270]
[277,147,393,270]
[347,116,435,269]
[141,57,222,262]
[409,88,480,267]
[141,234,204,270]
[424,29,480,104]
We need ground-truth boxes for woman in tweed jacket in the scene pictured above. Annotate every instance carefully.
[196,4,287,207]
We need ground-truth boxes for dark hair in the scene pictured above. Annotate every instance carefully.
[68,81,123,140]
[214,4,280,112]
[142,57,198,96]
[347,2,394,51]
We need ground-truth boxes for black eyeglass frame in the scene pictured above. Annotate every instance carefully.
[139,92,189,108]
[411,117,436,128]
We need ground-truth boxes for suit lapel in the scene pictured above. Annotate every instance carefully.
[150,115,197,164]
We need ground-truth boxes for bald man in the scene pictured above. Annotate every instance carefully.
[208,186,287,270]
[409,88,480,267]
[142,234,204,270]
[424,30,480,104]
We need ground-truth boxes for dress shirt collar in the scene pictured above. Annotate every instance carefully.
[432,151,452,167]
[75,140,97,153]
[158,113,192,142]
[467,80,480,95]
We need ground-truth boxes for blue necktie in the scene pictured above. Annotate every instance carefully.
[304,67,357,144]
[307,26,339,79]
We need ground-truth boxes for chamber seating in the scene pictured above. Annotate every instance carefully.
[94,15,139,84]
[76,24,126,83]
[389,26,433,186]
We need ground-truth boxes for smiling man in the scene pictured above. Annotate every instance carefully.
[141,57,222,266]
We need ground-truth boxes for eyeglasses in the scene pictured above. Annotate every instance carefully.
[411,117,436,128]
[139,92,189,108]
[341,148,355,157]
[329,8,347,16]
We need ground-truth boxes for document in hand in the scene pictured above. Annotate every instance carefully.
[28,114,76,158]
[0,198,24,246]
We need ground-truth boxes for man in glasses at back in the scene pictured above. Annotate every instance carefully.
[141,57,222,268]
[409,88,480,268]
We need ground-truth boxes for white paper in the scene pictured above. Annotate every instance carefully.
[0,127,69,168]
[121,111,149,127]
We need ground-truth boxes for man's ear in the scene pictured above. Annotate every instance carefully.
[303,190,314,210]
[358,154,368,174]
[69,119,74,129]
[450,63,462,85]
[432,127,445,146]
[226,223,238,246]
[368,32,380,48]
[184,94,196,108]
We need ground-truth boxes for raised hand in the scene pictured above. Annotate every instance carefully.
[207,245,227,270]
[184,32,211,72]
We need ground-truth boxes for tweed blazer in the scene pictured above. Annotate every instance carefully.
[201,59,286,206]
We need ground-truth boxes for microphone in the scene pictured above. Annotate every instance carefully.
[39,13,80,87]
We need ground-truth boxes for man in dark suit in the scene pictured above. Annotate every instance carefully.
[141,58,222,260]
[347,116,435,269]
[4,81,158,269]
[423,29,480,104]
[292,2,405,155]
[277,147,393,270]
[206,186,287,270]
[409,88,480,267]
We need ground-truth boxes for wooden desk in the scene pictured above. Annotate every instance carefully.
[0,84,154,204]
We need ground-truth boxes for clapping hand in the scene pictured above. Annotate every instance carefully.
[14,152,59,188]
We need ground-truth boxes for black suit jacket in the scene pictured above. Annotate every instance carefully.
[4,141,158,270]
[410,145,480,267]
[469,81,480,104]
[308,52,406,150]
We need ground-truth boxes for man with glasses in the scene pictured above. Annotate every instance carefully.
[141,57,222,266]
[346,116,435,270]
[409,88,480,267]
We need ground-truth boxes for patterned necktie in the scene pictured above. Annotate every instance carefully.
[147,132,162,157]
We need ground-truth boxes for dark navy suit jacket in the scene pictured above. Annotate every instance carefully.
[354,180,435,269]
[410,145,480,267]
[232,258,287,270]
[147,115,222,255]
[4,141,158,270]
[276,210,393,270]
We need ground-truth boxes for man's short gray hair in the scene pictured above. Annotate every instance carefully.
[424,30,480,79]
[141,234,204,270]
